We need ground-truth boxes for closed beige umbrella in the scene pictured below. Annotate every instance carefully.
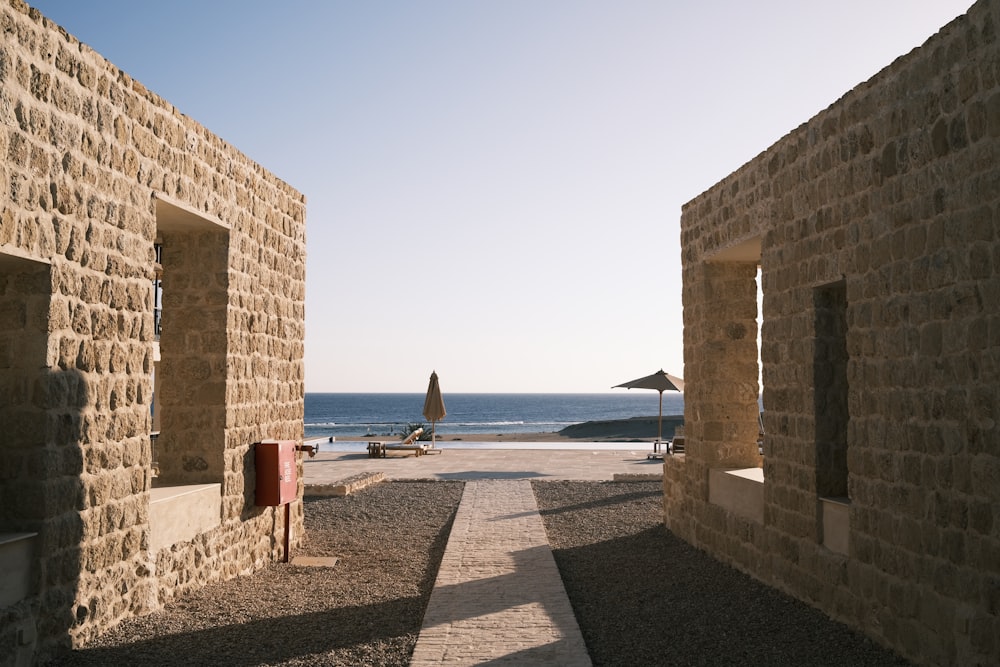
[422,371,446,449]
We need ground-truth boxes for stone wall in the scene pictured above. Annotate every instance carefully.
[0,1,307,663]
[670,1,999,664]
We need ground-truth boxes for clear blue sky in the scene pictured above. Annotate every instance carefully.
[30,0,972,392]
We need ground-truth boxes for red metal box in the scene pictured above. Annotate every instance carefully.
[255,440,297,506]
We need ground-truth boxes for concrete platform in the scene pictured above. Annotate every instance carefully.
[302,447,666,484]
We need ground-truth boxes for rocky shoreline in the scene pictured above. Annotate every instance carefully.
[557,414,683,440]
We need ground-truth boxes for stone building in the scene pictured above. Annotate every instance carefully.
[0,1,307,664]
[667,0,998,664]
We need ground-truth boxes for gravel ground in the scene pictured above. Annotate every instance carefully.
[532,480,911,667]
[54,481,464,667]
[51,480,910,666]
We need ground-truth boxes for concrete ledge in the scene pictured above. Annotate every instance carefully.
[306,472,385,497]
[0,532,36,607]
[290,556,338,567]
[820,496,850,555]
[613,473,663,481]
[708,467,764,523]
[149,484,222,552]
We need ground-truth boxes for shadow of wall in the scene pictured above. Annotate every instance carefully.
[0,259,89,660]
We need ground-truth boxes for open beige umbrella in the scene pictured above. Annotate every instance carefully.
[422,371,446,450]
[612,369,684,453]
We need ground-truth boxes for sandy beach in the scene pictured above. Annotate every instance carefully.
[424,414,684,444]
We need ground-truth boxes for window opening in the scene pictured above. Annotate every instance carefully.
[814,280,849,499]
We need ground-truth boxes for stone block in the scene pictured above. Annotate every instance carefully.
[305,472,385,497]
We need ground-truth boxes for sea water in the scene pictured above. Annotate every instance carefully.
[305,392,684,451]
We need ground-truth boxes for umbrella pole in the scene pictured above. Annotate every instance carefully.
[657,391,663,452]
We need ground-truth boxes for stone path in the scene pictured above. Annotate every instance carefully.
[410,480,592,666]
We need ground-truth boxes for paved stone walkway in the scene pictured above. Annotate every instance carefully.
[410,480,592,666]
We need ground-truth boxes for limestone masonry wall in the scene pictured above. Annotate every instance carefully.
[0,1,307,663]
[671,1,998,665]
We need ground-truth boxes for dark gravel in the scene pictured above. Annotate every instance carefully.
[532,480,911,667]
[50,480,910,666]
[52,481,464,666]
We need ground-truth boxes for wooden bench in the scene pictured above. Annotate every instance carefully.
[367,443,427,458]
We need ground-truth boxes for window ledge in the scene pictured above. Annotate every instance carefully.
[708,467,764,523]
[0,532,37,606]
[820,496,850,555]
[149,484,221,551]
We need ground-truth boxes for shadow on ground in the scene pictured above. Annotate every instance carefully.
[56,595,422,666]
[532,480,911,667]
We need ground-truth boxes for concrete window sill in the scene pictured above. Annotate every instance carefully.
[149,484,222,552]
[820,496,850,555]
[708,467,764,523]
[0,532,37,606]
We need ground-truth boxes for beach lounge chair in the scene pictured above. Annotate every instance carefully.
[669,426,685,455]
[758,411,765,455]
[367,428,425,458]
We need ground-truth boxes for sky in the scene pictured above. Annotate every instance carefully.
[30,0,973,393]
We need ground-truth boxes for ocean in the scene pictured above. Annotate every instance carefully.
[305,392,684,450]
